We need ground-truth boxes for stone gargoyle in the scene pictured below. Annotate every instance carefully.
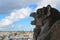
[30,5,60,40]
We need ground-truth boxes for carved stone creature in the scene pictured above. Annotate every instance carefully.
[30,5,60,40]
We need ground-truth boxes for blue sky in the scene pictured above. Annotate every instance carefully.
[0,0,39,31]
[0,0,60,31]
[0,6,36,31]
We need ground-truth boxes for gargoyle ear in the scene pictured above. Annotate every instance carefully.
[47,5,51,17]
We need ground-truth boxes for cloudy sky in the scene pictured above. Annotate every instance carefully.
[0,0,60,31]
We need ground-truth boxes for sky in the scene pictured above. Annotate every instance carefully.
[0,0,60,31]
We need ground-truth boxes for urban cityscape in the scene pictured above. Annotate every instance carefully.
[0,31,33,40]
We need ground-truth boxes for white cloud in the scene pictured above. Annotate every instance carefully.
[35,0,60,11]
[0,0,40,13]
[0,7,31,27]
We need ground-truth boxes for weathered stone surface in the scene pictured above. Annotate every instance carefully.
[37,20,60,40]
[49,20,60,40]
[33,25,41,40]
